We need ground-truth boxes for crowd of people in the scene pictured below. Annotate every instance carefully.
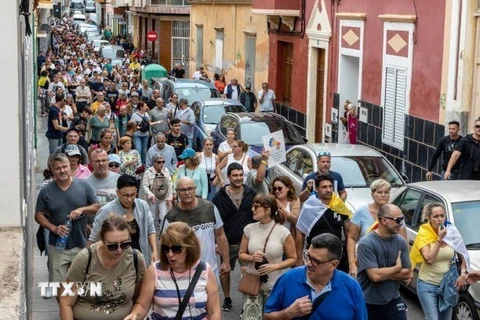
[34,13,480,320]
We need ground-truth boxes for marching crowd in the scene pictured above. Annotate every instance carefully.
[34,14,480,320]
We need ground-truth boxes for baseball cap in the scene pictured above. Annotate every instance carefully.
[131,92,139,97]
[64,144,81,156]
[178,148,196,160]
[179,98,189,105]
[108,154,121,164]
[66,127,80,135]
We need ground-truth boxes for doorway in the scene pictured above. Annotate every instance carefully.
[339,55,360,109]
[315,49,326,142]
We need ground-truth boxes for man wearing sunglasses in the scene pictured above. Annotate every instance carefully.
[356,204,411,320]
[264,233,367,319]
[445,118,480,180]
[146,133,177,174]
[163,177,231,280]
[299,151,347,202]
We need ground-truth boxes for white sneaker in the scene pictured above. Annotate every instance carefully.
[43,287,53,299]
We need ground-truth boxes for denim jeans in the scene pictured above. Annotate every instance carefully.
[134,135,149,165]
[417,279,453,320]
[48,138,63,154]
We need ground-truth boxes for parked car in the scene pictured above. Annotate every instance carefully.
[70,2,84,14]
[152,77,221,106]
[391,181,480,320]
[100,45,125,67]
[268,143,406,211]
[212,112,305,155]
[92,39,109,52]
[85,0,96,12]
[190,98,246,150]
[72,13,86,24]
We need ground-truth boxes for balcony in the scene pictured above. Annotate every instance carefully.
[151,0,189,5]
[252,0,301,16]
[111,0,131,6]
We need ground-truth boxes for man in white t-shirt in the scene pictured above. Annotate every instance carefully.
[192,66,205,80]
[258,82,276,112]
[162,177,231,277]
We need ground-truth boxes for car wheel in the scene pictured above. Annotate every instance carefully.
[454,293,479,320]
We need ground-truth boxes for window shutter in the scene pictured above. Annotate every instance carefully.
[393,68,406,148]
[383,67,396,144]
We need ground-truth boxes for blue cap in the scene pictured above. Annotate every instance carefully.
[108,154,121,164]
[178,148,196,160]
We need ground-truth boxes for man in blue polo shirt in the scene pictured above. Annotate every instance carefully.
[299,151,347,202]
[264,233,367,320]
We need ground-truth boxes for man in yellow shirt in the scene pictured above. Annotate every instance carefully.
[129,57,141,71]
[91,92,107,115]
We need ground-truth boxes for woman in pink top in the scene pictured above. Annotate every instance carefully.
[347,103,358,144]
[64,144,91,179]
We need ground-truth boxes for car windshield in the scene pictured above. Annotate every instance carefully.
[176,88,220,102]
[203,105,245,124]
[452,201,480,248]
[331,156,404,188]
[239,121,304,145]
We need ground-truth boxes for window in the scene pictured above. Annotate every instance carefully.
[278,41,293,103]
[196,25,203,70]
[285,149,302,173]
[215,29,224,74]
[414,194,443,228]
[172,21,190,76]
[220,118,238,136]
[392,188,421,228]
[382,66,406,149]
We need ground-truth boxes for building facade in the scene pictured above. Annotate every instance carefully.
[126,0,190,74]
[189,0,269,93]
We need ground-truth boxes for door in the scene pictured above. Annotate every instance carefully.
[172,21,190,76]
[338,55,360,143]
[245,36,256,90]
[315,49,325,142]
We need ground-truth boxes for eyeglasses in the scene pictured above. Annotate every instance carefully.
[272,186,283,192]
[318,151,331,157]
[109,163,120,168]
[383,216,405,224]
[161,244,183,254]
[156,161,165,164]
[177,187,195,193]
[303,251,334,267]
[106,241,132,251]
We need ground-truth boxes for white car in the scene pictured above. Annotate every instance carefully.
[92,40,109,52]
[72,13,86,24]
[268,143,406,212]
[391,181,480,320]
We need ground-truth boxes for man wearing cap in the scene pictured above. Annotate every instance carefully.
[299,151,347,202]
[108,154,121,174]
[54,127,89,164]
[64,144,91,179]
[176,98,195,148]
[129,92,140,114]
[239,86,258,112]
[258,82,276,112]
[146,133,177,174]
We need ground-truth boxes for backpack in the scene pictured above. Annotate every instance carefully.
[137,113,150,132]
[150,172,169,200]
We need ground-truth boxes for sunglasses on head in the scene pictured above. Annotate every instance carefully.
[161,244,183,254]
[109,163,120,168]
[272,186,283,192]
[106,241,132,251]
[318,151,331,157]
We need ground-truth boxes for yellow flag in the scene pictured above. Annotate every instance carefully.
[409,223,438,269]
[328,193,352,219]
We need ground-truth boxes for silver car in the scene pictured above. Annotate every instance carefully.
[391,181,480,320]
[268,143,406,211]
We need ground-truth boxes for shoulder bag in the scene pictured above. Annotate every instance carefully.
[238,223,276,296]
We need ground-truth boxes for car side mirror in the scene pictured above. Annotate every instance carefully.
[303,137,308,143]
[401,173,409,182]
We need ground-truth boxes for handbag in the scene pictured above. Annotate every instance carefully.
[438,255,460,312]
[238,223,277,296]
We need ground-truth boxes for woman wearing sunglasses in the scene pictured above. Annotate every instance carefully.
[269,176,300,238]
[60,215,146,320]
[238,194,296,320]
[125,222,221,320]
[118,136,142,178]
[216,139,252,186]
[139,154,173,234]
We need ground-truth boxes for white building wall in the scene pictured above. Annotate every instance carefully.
[0,0,22,227]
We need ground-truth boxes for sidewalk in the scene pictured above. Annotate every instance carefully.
[32,115,59,319]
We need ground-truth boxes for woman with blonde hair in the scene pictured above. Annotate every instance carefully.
[410,202,469,320]
[238,194,296,319]
[124,221,221,320]
[118,136,142,178]
[347,179,407,278]
[347,103,358,144]
[216,139,252,185]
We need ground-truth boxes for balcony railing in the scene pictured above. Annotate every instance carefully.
[252,0,300,16]
[151,0,189,5]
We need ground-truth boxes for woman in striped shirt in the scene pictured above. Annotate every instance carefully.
[125,222,221,320]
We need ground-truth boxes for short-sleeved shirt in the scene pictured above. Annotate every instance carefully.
[131,112,150,137]
[46,105,64,139]
[302,170,345,194]
[89,115,110,141]
[351,205,374,237]
[66,244,146,320]
[35,179,98,249]
[357,231,411,305]
[244,169,269,195]
[149,107,169,134]
[455,134,480,179]
[258,89,276,112]
[264,267,367,320]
